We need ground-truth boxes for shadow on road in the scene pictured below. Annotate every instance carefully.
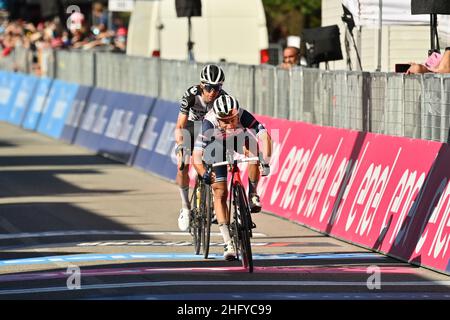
[0,169,131,198]
[0,140,17,148]
[0,202,156,256]
[0,155,118,166]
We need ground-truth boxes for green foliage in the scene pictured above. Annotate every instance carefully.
[302,0,321,16]
[262,0,321,40]
[262,0,321,16]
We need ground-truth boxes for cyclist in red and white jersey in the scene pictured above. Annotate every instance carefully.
[192,95,272,260]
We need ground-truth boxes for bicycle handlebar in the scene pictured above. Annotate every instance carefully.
[212,156,260,168]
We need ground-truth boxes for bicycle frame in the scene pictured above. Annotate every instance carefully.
[221,156,259,212]
[229,162,241,193]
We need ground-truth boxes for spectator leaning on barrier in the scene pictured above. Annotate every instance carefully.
[112,27,127,53]
[68,12,90,49]
[279,46,300,70]
[91,1,109,36]
[279,46,308,70]
[175,64,227,232]
[406,47,450,74]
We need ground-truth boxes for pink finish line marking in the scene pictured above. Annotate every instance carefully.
[0,265,419,283]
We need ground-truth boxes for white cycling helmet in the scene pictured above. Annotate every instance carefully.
[200,64,225,85]
[213,95,239,119]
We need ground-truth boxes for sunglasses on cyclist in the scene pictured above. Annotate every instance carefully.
[217,111,232,118]
[203,83,222,92]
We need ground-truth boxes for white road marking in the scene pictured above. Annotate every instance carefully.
[0,280,449,295]
[0,230,267,240]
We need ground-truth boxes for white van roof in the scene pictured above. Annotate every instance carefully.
[127,0,269,65]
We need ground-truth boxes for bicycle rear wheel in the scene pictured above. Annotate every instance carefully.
[234,184,253,273]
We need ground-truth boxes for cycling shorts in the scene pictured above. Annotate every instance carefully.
[182,120,202,155]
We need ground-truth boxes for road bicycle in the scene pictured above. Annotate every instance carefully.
[212,154,259,273]
[178,147,213,258]
[189,168,213,258]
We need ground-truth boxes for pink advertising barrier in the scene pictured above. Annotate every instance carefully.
[247,115,450,274]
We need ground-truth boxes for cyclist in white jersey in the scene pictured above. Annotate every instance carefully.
[175,64,227,231]
[192,95,272,260]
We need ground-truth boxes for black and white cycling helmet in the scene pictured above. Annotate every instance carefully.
[213,94,239,119]
[200,64,225,85]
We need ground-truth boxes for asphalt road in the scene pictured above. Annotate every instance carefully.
[0,122,449,303]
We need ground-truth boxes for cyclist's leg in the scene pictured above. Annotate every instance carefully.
[177,122,195,231]
[236,132,262,213]
[176,166,190,207]
[212,168,228,225]
[177,169,191,231]
[207,139,228,224]
[177,121,195,201]
[248,163,262,213]
[211,141,230,225]
[212,165,236,260]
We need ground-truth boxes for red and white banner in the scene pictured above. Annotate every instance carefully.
[251,115,450,274]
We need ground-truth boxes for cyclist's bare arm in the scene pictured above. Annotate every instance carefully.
[192,149,205,176]
[192,149,216,183]
[239,109,272,163]
[175,113,189,146]
[258,130,273,163]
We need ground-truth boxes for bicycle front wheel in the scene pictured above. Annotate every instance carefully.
[202,185,213,259]
[234,184,253,273]
[191,179,202,255]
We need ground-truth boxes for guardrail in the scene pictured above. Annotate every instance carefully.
[0,69,448,275]
[2,47,450,143]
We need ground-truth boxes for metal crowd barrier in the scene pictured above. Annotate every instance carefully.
[0,46,31,73]
[95,52,160,97]
[1,48,450,143]
[55,50,94,86]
